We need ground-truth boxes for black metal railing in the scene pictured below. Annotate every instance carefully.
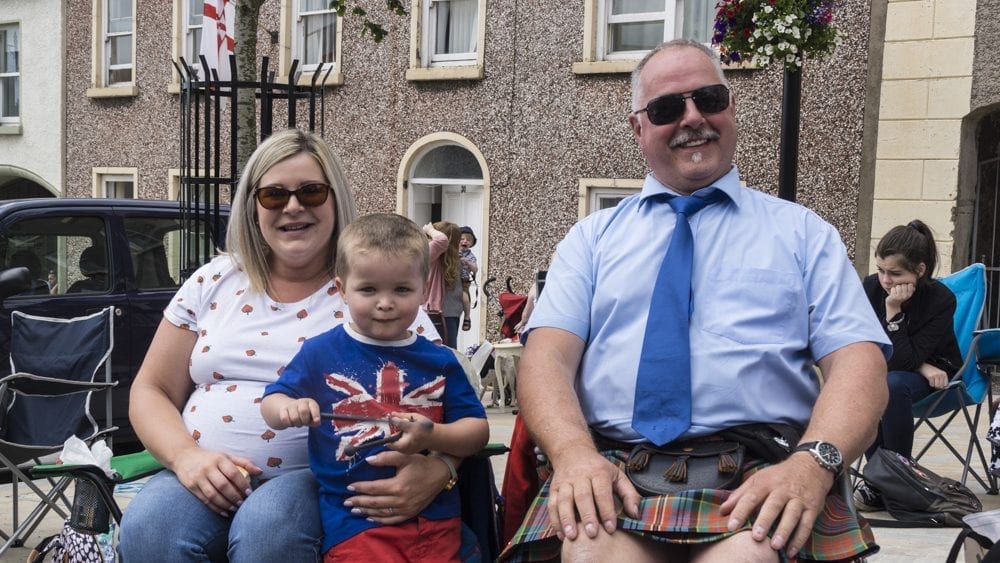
[171,54,335,280]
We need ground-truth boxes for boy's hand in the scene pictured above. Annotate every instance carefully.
[387,412,435,454]
[278,398,321,428]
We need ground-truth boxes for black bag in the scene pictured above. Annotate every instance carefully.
[625,439,745,496]
[863,448,982,527]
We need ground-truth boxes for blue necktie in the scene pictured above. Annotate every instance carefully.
[632,188,726,446]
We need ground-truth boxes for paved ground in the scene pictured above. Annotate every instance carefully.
[0,404,995,561]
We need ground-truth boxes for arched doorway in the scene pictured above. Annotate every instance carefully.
[399,133,489,352]
[0,167,57,199]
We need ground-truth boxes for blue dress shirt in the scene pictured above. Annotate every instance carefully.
[525,166,891,442]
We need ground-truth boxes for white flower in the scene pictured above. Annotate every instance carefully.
[765,44,774,55]
[763,5,773,13]
[753,29,762,38]
[785,15,795,24]
[786,53,797,63]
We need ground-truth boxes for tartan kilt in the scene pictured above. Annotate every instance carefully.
[499,449,879,562]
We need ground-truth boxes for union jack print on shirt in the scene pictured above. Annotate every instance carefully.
[325,361,445,460]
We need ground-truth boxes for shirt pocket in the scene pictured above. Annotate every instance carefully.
[701,268,799,345]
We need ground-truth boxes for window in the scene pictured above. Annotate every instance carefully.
[1,216,110,297]
[574,0,716,74]
[0,23,19,125]
[578,178,643,217]
[104,0,133,84]
[279,0,343,86]
[426,0,478,66]
[93,168,137,198]
[184,0,203,76]
[89,0,137,96]
[407,0,486,81]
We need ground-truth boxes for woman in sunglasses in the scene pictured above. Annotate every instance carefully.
[120,129,454,562]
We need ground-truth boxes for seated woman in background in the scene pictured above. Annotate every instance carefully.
[854,219,962,511]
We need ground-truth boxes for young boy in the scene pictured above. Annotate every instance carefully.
[458,226,479,331]
[261,213,489,563]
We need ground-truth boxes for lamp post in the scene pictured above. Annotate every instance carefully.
[778,68,802,202]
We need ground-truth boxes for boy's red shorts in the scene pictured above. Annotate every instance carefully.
[324,516,461,563]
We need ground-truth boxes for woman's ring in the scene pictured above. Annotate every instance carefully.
[387,506,394,515]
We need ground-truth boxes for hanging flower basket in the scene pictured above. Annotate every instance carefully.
[712,0,844,70]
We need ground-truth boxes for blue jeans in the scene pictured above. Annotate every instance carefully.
[867,369,933,459]
[444,316,460,348]
[118,468,322,562]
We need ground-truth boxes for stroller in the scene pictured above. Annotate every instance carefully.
[483,276,529,340]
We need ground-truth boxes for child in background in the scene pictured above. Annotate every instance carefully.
[261,213,489,562]
[458,226,479,331]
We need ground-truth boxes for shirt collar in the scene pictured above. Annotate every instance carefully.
[638,165,743,208]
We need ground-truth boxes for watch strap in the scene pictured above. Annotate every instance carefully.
[429,452,458,491]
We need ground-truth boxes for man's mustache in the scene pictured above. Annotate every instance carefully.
[669,127,720,148]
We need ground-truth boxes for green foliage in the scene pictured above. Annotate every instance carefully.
[329,0,408,43]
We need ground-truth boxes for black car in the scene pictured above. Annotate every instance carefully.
[0,198,229,451]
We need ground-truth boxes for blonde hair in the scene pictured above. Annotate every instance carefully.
[434,221,461,288]
[226,129,357,294]
[336,213,429,280]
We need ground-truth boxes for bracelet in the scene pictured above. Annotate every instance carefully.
[428,452,458,491]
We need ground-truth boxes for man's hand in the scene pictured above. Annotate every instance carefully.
[719,453,834,559]
[547,445,641,541]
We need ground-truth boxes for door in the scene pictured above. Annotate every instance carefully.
[442,185,484,353]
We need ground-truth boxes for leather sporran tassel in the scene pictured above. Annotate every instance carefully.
[718,452,738,474]
[664,455,690,482]
[627,448,651,472]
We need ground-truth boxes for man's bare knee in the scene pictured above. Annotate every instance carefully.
[692,531,780,563]
[561,529,674,563]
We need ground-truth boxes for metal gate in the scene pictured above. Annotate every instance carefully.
[173,54,335,279]
[972,112,1000,328]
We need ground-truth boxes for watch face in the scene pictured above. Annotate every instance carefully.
[816,442,843,465]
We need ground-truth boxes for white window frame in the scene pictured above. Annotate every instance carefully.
[278,0,343,86]
[574,0,718,75]
[88,0,138,97]
[578,178,643,217]
[169,0,204,91]
[599,0,672,61]
[0,23,19,125]
[424,0,478,66]
[93,168,137,199]
[406,0,486,81]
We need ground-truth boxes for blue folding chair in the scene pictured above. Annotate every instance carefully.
[912,263,999,493]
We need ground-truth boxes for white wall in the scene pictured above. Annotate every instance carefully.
[0,0,63,194]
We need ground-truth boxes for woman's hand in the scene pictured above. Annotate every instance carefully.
[885,283,915,315]
[918,362,949,389]
[171,446,262,516]
[343,451,452,524]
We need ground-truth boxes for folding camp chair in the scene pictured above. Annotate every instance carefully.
[912,263,999,493]
[0,307,117,554]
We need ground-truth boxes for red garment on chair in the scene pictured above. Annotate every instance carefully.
[501,414,541,547]
[498,293,528,339]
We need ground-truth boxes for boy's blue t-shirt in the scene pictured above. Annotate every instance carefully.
[263,323,486,552]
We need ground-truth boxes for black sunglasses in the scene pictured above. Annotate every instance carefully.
[633,84,731,126]
[254,183,332,210]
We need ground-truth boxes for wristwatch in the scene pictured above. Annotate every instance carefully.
[793,441,844,475]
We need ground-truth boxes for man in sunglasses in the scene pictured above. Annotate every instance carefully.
[504,39,890,562]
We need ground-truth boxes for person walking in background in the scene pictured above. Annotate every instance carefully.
[423,221,463,348]
[854,219,961,511]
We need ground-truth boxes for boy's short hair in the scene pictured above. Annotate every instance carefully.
[336,213,430,280]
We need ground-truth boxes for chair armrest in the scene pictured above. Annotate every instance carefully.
[0,372,117,396]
